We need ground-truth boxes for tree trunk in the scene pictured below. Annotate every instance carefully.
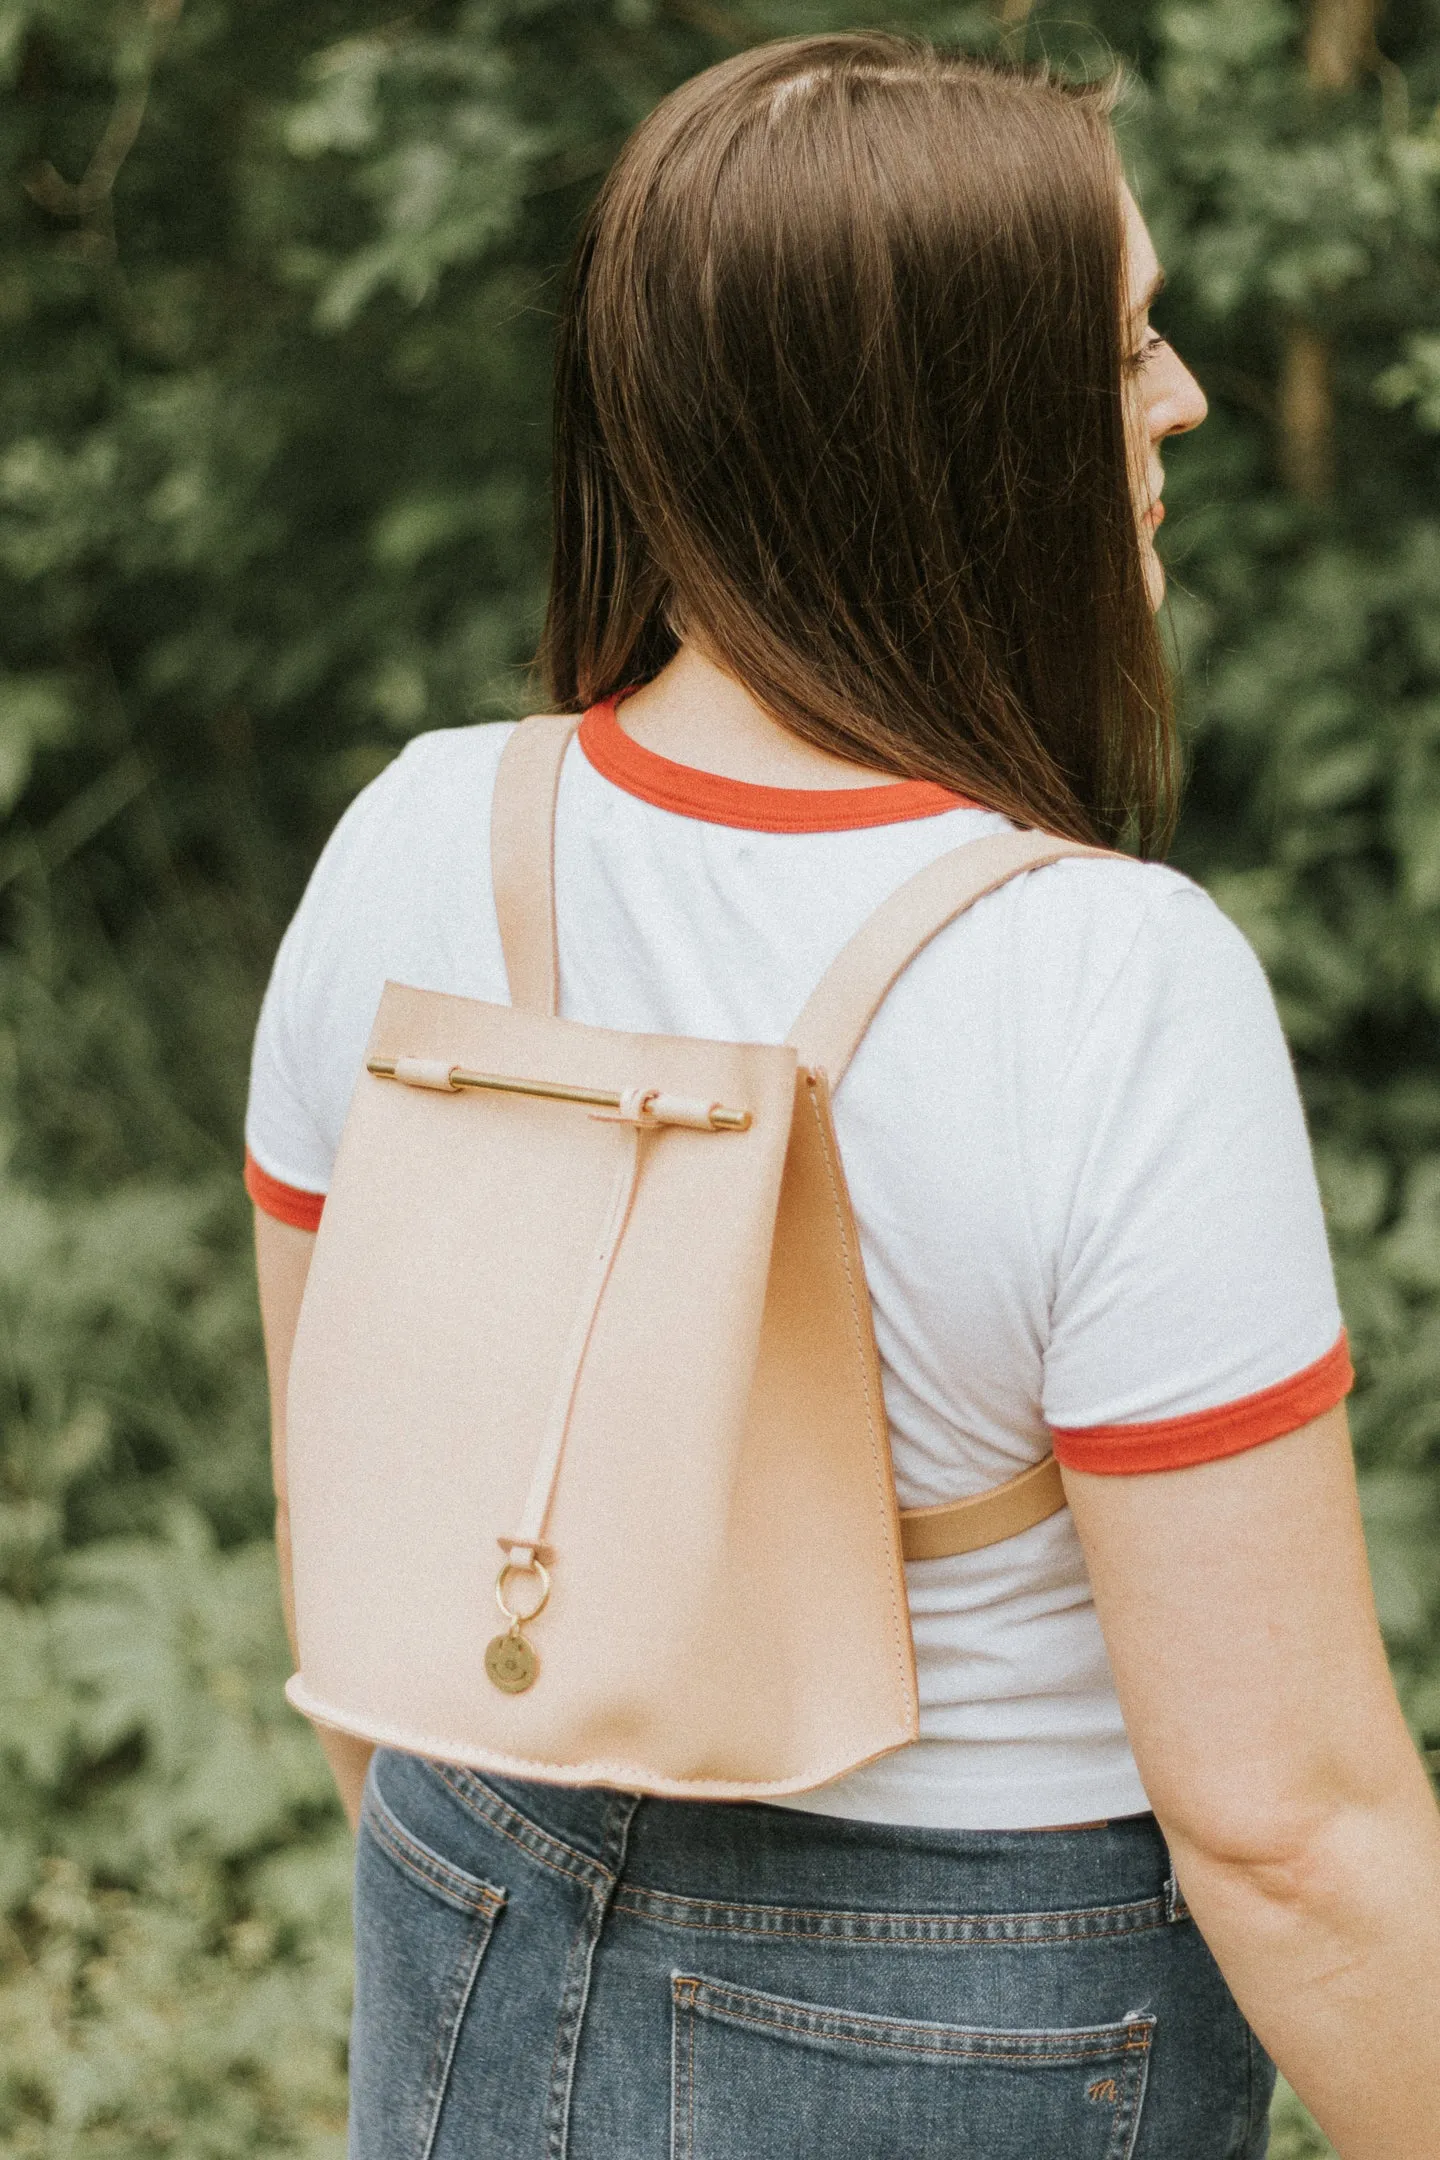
[1279,324,1337,501]
[1306,0,1378,90]
[1279,0,1378,496]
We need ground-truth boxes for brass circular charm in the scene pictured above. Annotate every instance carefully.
[485,1630,538,1694]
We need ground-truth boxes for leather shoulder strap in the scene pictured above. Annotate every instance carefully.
[490,714,581,1015]
[791,827,1114,1564]
[786,830,1115,1083]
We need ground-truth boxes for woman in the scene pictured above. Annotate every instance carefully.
[248,35,1440,2158]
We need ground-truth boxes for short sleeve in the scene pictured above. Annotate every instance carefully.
[244,754,414,1229]
[243,725,515,1231]
[1040,885,1350,1473]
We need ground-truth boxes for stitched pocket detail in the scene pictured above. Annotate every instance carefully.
[433,1763,613,1893]
[350,1784,506,2160]
[364,1777,507,1920]
[617,1880,1170,1946]
[671,1971,1153,2160]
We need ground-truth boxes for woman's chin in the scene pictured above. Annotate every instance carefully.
[1142,540,1166,612]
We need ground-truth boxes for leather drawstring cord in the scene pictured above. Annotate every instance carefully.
[498,1096,657,1573]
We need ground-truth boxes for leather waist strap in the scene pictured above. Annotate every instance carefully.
[899,1454,1066,1562]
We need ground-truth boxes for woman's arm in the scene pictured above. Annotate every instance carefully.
[1064,1406,1440,2160]
[254,1207,374,1829]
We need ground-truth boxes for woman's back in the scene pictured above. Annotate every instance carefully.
[248,697,1344,1833]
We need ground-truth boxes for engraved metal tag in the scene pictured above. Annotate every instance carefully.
[486,1629,538,1694]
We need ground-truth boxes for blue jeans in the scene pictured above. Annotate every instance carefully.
[350,1748,1273,2158]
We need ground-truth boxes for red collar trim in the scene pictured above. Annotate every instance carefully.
[576,697,979,833]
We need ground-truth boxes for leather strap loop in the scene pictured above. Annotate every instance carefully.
[491,714,580,1015]
[786,830,1114,1086]
[900,1453,1066,1562]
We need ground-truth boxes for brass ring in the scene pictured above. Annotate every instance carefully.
[495,1557,551,1628]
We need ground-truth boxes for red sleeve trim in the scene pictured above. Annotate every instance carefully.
[1050,1332,1354,1475]
[245,1149,325,1232]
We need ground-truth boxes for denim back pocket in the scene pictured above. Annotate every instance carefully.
[351,1775,507,2160]
[671,1972,1153,2160]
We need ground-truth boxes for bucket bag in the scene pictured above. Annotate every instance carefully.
[283,715,1108,1799]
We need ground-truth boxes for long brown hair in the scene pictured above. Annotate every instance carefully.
[539,34,1174,852]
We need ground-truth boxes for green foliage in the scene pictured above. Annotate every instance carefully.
[2,0,1438,2149]
[1270,2078,1340,2160]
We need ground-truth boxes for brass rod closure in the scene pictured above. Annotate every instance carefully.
[367,1056,750,1131]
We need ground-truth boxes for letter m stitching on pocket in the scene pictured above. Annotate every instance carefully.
[352,1781,507,2160]
[670,1972,1153,2160]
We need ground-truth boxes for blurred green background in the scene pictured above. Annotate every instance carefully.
[1,0,1437,2151]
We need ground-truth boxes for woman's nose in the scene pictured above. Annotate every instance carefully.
[1152,352,1208,441]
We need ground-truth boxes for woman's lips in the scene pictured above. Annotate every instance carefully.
[1144,500,1165,529]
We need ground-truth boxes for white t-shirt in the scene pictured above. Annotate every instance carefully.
[247,703,1350,1830]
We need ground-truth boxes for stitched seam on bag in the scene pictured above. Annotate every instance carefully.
[300,1702,894,1796]
[803,1078,911,1700]
[673,1976,1154,2063]
[433,1765,608,1892]
[614,1885,1169,1945]
[364,1783,507,1919]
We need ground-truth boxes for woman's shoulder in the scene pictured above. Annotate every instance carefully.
[248,724,530,1186]
[304,720,525,889]
[374,716,522,805]
[1007,847,1227,945]
[341,712,586,857]
[267,721,532,1003]
[974,844,1272,1060]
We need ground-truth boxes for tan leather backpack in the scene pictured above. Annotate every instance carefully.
[283,715,1106,1799]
